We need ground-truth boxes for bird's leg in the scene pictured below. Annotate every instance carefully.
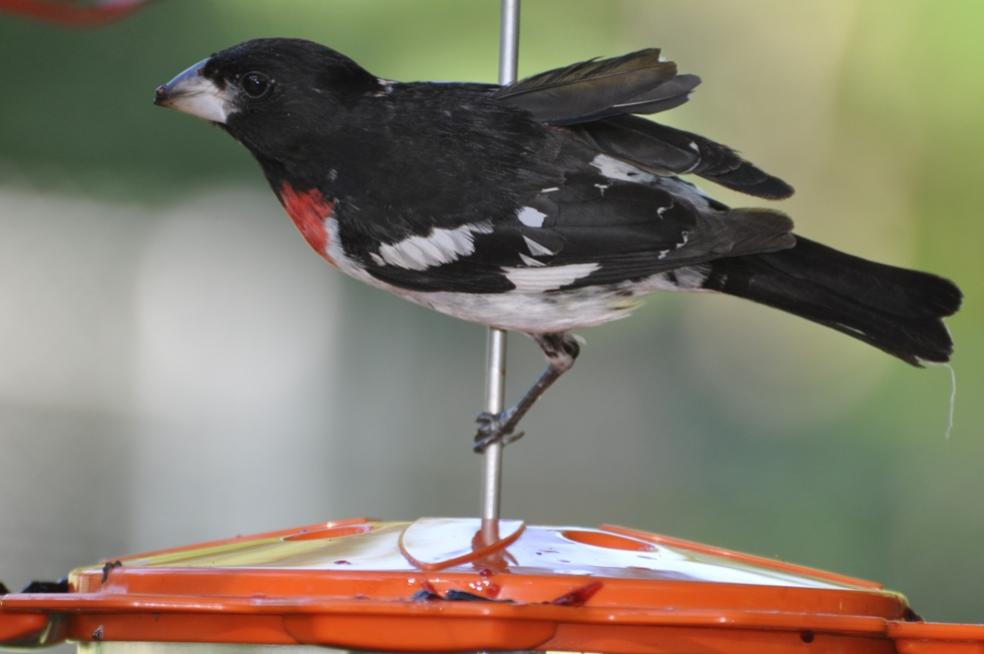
[474,332,581,453]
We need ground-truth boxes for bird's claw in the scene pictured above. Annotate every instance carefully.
[473,410,523,453]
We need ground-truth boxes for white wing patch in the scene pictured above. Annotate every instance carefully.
[639,265,710,292]
[523,235,555,257]
[590,154,656,183]
[370,221,494,271]
[504,263,600,292]
[518,253,545,267]
[517,206,547,227]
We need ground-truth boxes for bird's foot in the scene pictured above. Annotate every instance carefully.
[473,409,524,453]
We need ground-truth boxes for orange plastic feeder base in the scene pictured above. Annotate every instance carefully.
[2,517,982,653]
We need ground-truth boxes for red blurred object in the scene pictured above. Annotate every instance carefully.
[2,517,983,653]
[0,0,150,27]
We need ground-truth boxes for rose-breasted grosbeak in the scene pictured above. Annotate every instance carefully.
[155,38,961,450]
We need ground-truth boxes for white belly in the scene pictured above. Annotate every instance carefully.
[325,218,707,334]
[389,285,641,333]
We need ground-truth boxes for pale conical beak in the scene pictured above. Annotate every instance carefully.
[154,58,235,124]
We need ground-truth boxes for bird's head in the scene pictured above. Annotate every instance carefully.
[154,38,381,156]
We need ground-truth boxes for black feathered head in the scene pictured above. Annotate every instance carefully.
[155,38,381,156]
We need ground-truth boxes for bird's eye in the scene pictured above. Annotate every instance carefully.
[241,72,272,98]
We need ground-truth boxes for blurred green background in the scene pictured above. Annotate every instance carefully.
[0,0,980,630]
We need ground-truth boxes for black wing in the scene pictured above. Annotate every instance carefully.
[493,49,793,200]
[362,165,794,294]
[493,49,700,125]
[574,116,794,200]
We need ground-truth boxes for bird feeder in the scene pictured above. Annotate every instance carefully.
[1,516,982,653]
[0,0,151,27]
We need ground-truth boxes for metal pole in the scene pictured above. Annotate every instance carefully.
[481,0,520,525]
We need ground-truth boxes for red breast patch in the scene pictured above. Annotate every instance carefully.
[278,183,336,265]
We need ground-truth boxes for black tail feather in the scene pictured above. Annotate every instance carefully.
[704,237,961,366]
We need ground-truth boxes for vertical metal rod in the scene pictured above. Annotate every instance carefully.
[481,0,520,525]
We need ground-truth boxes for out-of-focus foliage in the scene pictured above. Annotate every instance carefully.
[0,0,980,629]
